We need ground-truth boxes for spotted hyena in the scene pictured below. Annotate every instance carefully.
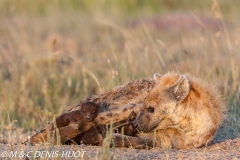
[56,102,99,128]
[109,72,226,149]
[30,73,225,149]
[28,102,99,144]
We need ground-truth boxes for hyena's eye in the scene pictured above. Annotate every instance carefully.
[83,110,86,113]
[147,106,155,113]
[92,111,95,114]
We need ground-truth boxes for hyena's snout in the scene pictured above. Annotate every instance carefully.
[132,120,138,129]
[85,114,93,121]
[132,112,145,131]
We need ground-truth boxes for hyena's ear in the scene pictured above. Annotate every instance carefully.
[78,101,83,110]
[167,75,190,102]
[153,73,161,82]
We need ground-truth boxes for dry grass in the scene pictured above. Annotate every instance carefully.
[0,0,239,158]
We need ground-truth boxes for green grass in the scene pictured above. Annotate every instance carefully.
[0,0,239,142]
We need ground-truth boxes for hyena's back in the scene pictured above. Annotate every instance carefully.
[177,74,226,148]
[68,78,157,124]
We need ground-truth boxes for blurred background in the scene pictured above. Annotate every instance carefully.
[0,0,239,142]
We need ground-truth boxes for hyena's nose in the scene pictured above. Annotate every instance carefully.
[85,116,91,121]
[132,120,138,128]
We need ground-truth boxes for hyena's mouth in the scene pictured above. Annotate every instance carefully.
[149,124,158,132]
[132,117,158,132]
[133,124,140,134]
[137,124,157,133]
[145,121,160,132]
[133,122,147,132]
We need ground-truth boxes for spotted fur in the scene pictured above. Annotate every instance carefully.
[30,78,156,145]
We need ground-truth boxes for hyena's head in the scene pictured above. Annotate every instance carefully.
[133,73,190,132]
[80,102,99,122]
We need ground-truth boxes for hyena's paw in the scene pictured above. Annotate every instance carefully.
[102,133,122,148]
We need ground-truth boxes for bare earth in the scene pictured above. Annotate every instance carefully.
[0,138,239,160]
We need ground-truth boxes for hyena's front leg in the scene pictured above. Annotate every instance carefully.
[105,133,153,149]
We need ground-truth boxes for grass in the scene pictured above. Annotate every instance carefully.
[0,0,239,151]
